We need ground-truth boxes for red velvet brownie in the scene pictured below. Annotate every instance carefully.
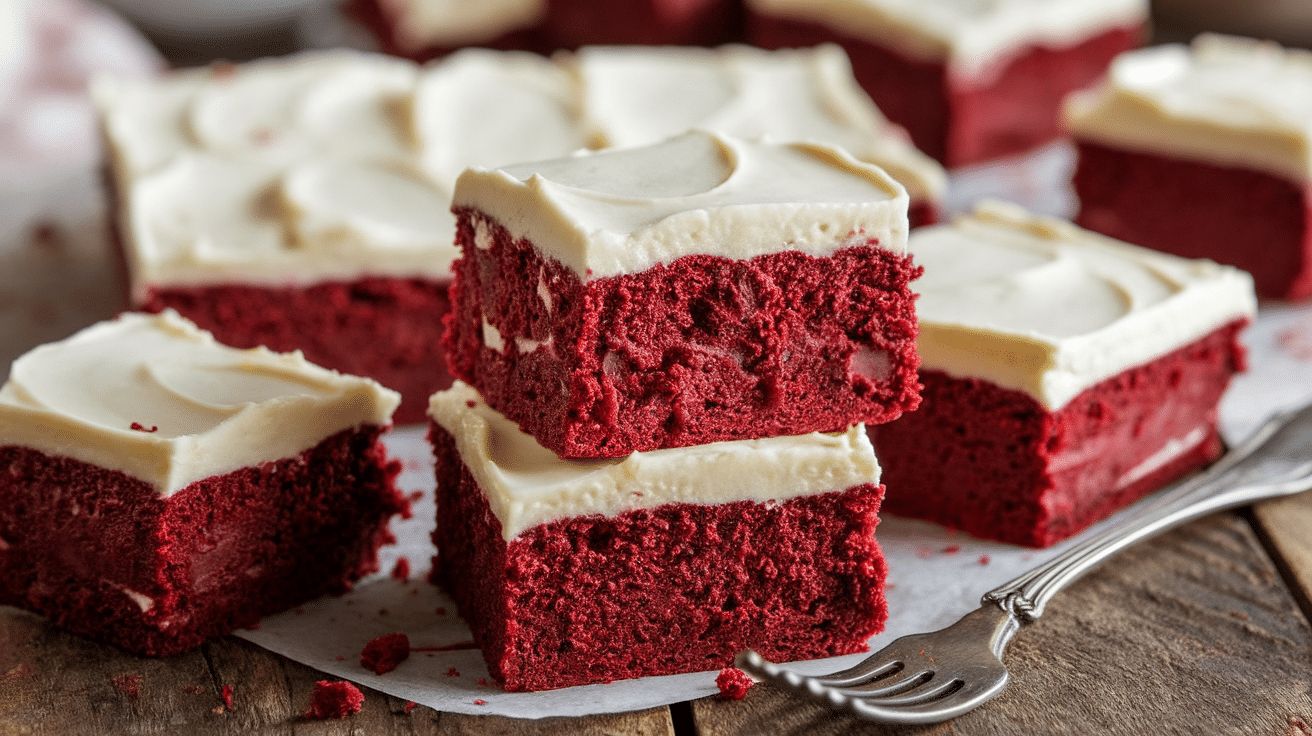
[564,44,946,227]
[93,50,588,424]
[445,130,920,458]
[746,0,1146,167]
[428,382,888,691]
[1065,35,1312,300]
[540,0,744,48]
[869,203,1256,547]
[0,311,408,655]
[349,0,549,61]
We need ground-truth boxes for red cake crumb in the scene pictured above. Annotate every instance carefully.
[979,555,991,566]
[430,423,888,692]
[444,210,922,458]
[182,684,205,694]
[221,684,234,710]
[445,667,460,678]
[110,674,141,699]
[474,699,487,706]
[2,665,31,681]
[872,321,1246,547]
[403,701,417,714]
[1073,141,1312,300]
[335,655,345,661]
[391,558,411,583]
[305,680,364,719]
[943,545,960,555]
[360,633,411,675]
[750,16,1139,167]
[477,678,488,687]
[716,668,754,700]
[129,422,158,432]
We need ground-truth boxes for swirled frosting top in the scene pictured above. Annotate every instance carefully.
[452,130,909,280]
[909,202,1256,410]
[565,44,945,204]
[429,382,880,540]
[379,0,546,52]
[1064,34,1312,183]
[0,311,400,496]
[745,0,1145,78]
[93,49,587,302]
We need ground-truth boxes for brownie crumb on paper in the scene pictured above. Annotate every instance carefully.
[360,632,411,675]
[305,680,364,719]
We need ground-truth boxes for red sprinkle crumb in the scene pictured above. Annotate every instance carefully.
[477,678,488,687]
[360,632,410,675]
[473,699,487,706]
[715,668,754,700]
[129,422,158,433]
[435,607,447,615]
[466,400,476,408]
[403,701,417,714]
[942,545,961,554]
[445,667,460,678]
[222,684,234,710]
[407,490,423,504]
[305,680,364,719]
[391,558,411,582]
[978,555,991,566]
[110,674,142,699]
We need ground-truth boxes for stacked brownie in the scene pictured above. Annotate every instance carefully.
[428,130,922,690]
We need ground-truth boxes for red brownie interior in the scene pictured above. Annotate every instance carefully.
[0,427,407,656]
[429,422,888,692]
[1073,141,1312,301]
[749,15,1140,167]
[140,278,452,425]
[908,200,939,230]
[869,320,1247,548]
[541,0,745,48]
[443,209,922,458]
[346,0,550,61]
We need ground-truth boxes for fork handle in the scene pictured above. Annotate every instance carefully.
[982,404,1312,622]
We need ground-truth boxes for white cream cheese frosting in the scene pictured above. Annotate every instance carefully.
[565,44,946,204]
[745,0,1146,80]
[452,130,909,280]
[379,0,546,52]
[909,201,1256,410]
[0,311,400,497]
[429,382,880,541]
[1064,34,1312,184]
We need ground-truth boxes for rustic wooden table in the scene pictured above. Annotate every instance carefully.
[3,491,1310,735]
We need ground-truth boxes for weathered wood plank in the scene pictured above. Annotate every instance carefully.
[689,513,1312,735]
[0,609,673,736]
[1251,490,1312,618]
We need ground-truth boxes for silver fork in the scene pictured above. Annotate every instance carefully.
[736,401,1312,724]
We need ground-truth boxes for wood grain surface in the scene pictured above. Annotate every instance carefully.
[689,512,1312,735]
[1252,490,1312,619]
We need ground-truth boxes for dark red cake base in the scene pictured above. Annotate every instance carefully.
[749,15,1140,167]
[869,321,1247,548]
[908,200,939,230]
[140,278,452,425]
[1073,141,1312,300]
[429,422,888,692]
[0,427,407,656]
[443,208,922,458]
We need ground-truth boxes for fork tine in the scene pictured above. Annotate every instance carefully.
[848,673,961,706]
[834,667,933,697]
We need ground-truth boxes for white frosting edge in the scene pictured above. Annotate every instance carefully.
[0,311,401,496]
[912,202,1257,410]
[428,382,881,541]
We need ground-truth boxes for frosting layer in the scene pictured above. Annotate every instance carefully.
[1064,34,1312,183]
[429,382,881,540]
[566,44,945,203]
[453,130,909,280]
[909,202,1256,410]
[0,311,400,496]
[746,0,1145,78]
[380,0,546,52]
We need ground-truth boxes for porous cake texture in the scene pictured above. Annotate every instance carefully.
[869,203,1256,547]
[428,383,888,691]
[1066,34,1312,300]
[0,311,407,655]
[444,130,921,458]
[747,0,1146,167]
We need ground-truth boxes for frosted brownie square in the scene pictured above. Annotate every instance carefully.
[0,311,407,655]
[747,0,1146,167]
[428,382,887,691]
[564,43,946,226]
[445,130,921,458]
[93,50,588,423]
[869,203,1255,547]
[1066,34,1312,300]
